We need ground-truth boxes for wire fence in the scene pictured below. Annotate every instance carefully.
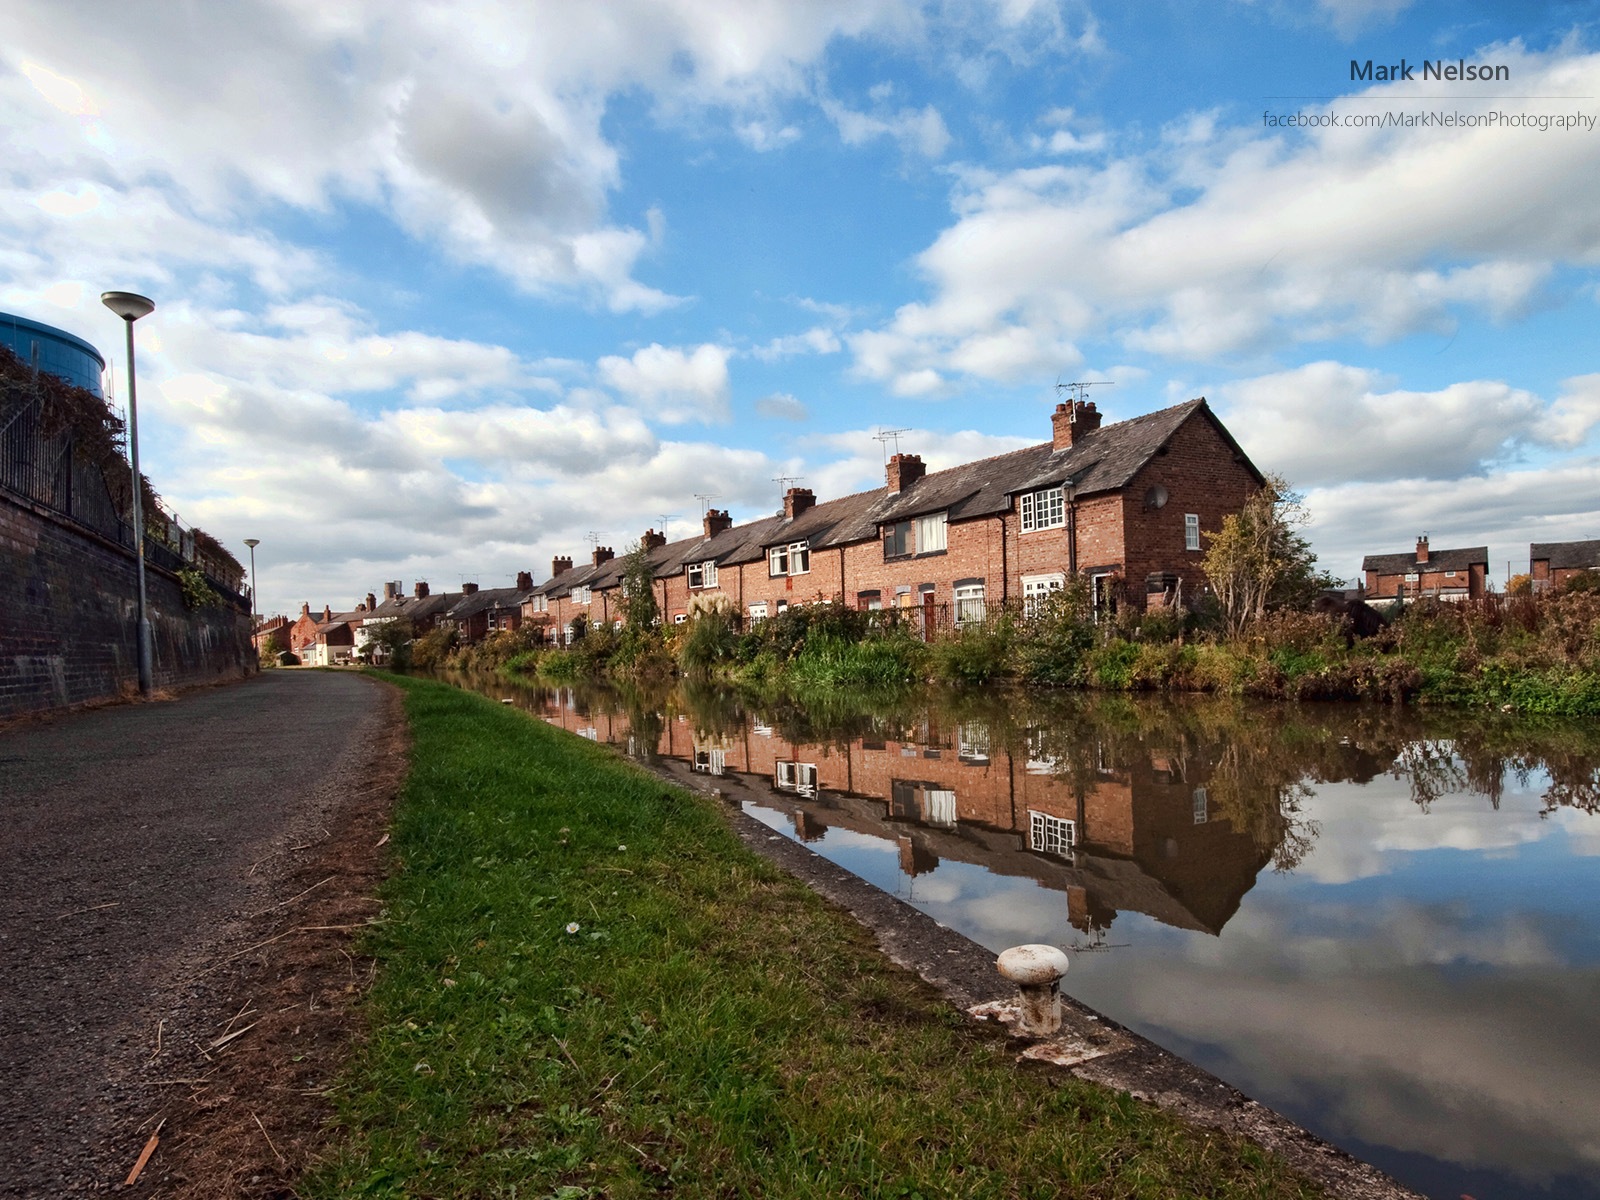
[0,390,247,601]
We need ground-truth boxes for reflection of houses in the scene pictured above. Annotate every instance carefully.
[524,692,1272,938]
[1529,540,1600,593]
[1363,536,1487,601]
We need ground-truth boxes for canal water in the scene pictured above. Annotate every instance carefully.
[440,672,1600,1200]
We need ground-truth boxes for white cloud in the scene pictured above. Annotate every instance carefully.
[824,97,953,158]
[755,392,810,420]
[853,45,1600,383]
[598,342,733,424]
[752,326,843,361]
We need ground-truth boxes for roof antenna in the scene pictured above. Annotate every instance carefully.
[872,427,911,462]
[772,475,801,503]
[693,493,719,515]
[1056,380,1113,406]
[657,512,678,541]
[584,530,601,553]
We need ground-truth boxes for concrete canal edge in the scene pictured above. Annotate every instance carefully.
[650,758,1424,1200]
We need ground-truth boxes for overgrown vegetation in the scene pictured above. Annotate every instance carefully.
[306,675,1323,1200]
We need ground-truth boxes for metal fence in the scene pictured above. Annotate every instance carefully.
[0,388,246,602]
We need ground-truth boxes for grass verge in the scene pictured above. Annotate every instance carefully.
[305,674,1322,1200]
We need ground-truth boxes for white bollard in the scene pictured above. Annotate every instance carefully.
[996,944,1070,1036]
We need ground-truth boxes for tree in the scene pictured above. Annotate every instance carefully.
[363,617,414,668]
[620,540,660,631]
[1202,474,1328,636]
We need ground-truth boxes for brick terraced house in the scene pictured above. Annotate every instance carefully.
[1362,536,1489,602]
[1529,539,1600,593]
[525,397,1264,639]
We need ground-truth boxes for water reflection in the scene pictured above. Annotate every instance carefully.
[451,673,1600,1200]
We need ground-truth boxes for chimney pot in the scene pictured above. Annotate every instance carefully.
[784,487,816,519]
[1052,399,1103,450]
[516,570,533,591]
[1416,535,1430,564]
[366,592,377,610]
[703,508,733,538]
[886,453,926,494]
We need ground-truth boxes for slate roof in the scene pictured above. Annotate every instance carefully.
[445,586,523,620]
[1362,546,1488,574]
[1530,539,1600,570]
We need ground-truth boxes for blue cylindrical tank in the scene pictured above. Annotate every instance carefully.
[0,311,107,398]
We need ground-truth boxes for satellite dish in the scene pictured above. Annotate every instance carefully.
[1144,485,1168,510]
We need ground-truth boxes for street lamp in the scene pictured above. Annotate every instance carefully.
[244,538,260,628]
[101,290,156,696]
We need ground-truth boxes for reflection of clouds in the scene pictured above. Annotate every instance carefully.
[1298,777,1561,885]
[1103,954,1600,1184]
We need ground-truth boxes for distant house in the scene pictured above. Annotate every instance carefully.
[1363,536,1488,602]
[251,615,291,655]
[1529,540,1600,593]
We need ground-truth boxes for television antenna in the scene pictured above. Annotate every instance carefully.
[872,427,912,461]
[693,493,719,515]
[772,475,802,500]
[657,512,678,540]
[1055,379,1114,405]
[584,530,601,552]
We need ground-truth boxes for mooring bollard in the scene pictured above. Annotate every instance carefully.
[996,944,1070,1036]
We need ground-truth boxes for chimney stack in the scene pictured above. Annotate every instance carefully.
[1051,400,1103,450]
[462,582,479,595]
[322,604,332,622]
[703,508,733,538]
[552,555,573,578]
[784,487,816,519]
[414,581,430,598]
[366,591,377,610]
[301,602,310,619]
[1416,535,1430,564]
[593,546,615,566]
[516,570,533,591]
[641,529,666,550]
[886,453,925,494]
[383,581,399,600]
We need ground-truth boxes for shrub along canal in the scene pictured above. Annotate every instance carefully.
[436,671,1600,1200]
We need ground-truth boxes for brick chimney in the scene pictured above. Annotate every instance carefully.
[1416,535,1429,564]
[593,546,615,567]
[300,602,310,619]
[551,556,573,578]
[516,570,533,591]
[1051,400,1103,450]
[784,487,816,519]
[383,581,399,600]
[886,454,925,494]
[641,529,667,550]
[703,509,733,538]
[366,592,377,610]
[322,604,332,621]
[462,582,479,595]
[414,581,430,598]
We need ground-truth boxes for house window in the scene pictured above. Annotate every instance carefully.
[884,521,911,558]
[1185,513,1200,551]
[748,602,768,622]
[1029,811,1075,857]
[917,512,947,554]
[571,585,592,605]
[687,560,718,588]
[673,613,687,624]
[954,582,986,626]
[1022,573,1066,616]
[957,723,990,764]
[1020,486,1066,532]
[1193,787,1208,825]
[693,749,726,776]
[775,761,818,797]
[528,595,548,613]
[769,541,811,576]
[924,789,957,828]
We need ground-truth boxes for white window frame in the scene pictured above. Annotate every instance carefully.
[954,583,986,627]
[1193,786,1208,825]
[673,613,687,624]
[1184,513,1200,551]
[1020,486,1066,533]
[1022,573,1066,616]
[688,560,718,589]
[571,585,592,605]
[775,761,818,797]
[1029,811,1076,857]
[748,602,768,622]
[916,511,948,553]
[769,542,810,576]
[924,788,957,828]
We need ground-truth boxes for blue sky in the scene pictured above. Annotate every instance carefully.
[4,0,1599,615]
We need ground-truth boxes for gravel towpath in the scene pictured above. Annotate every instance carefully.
[0,670,397,1197]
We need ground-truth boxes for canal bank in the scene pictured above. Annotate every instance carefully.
[310,672,1343,1199]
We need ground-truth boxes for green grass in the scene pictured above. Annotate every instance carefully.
[306,674,1323,1199]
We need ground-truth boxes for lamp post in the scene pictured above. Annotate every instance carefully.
[244,538,260,628]
[101,290,156,696]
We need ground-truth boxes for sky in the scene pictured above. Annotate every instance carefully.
[4,0,1600,616]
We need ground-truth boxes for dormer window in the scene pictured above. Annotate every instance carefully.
[769,541,810,576]
[1020,486,1066,532]
[687,560,718,589]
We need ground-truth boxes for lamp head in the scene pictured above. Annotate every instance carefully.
[101,291,156,322]
[244,538,260,548]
